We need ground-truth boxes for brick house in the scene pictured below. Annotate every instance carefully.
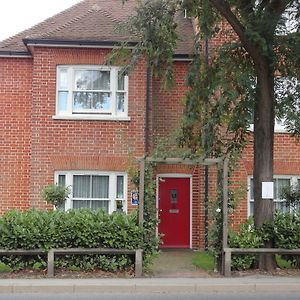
[0,0,299,249]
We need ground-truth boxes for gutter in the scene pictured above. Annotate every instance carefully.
[23,38,138,49]
[0,51,32,58]
[23,38,193,61]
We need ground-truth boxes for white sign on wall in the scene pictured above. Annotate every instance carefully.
[262,182,274,199]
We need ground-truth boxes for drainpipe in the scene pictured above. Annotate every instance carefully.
[145,66,151,154]
[204,165,209,250]
[204,37,209,250]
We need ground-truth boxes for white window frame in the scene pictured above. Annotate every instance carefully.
[54,171,127,213]
[248,175,300,216]
[54,65,130,121]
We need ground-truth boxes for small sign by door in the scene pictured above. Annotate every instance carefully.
[131,191,139,205]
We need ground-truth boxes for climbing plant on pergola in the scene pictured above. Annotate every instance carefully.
[138,156,229,273]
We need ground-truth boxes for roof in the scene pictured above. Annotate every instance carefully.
[0,0,194,57]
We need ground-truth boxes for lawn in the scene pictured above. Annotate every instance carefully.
[192,251,215,271]
[192,251,296,271]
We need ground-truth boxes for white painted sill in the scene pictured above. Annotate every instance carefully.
[52,115,131,121]
[249,124,288,133]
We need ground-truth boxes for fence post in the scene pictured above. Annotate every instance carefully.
[224,248,232,277]
[47,249,54,278]
[135,249,143,277]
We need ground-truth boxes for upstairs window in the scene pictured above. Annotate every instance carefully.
[56,65,128,120]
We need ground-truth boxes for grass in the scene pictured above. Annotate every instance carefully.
[276,255,295,269]
[192,251,215,271]
[192,252,295,271]
[0,262,12,273]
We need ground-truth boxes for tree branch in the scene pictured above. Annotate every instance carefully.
[209,0,264,66]
[267,0,291,15]
[258,0,271,10]
[236,0,254,20]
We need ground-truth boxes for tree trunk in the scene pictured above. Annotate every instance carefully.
[253,62,277,270]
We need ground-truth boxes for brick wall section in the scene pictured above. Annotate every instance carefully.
[0,58,32,213]
[152,61,189,141]
[152,61,212,249]
[230,133,300,230]
[2,43,300,248]
[29,47,147,210]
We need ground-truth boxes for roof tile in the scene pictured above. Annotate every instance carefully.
[0,0,194,55]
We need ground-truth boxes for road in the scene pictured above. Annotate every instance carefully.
[0,293,299,300]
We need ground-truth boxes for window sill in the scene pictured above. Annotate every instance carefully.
[248,124,288,133]
[52,115,131,121]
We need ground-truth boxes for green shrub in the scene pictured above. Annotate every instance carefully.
[267,212,300,267]
[42,184,70,208]
[0,209,155,272]
[229,214,300,270]
[229,218,263,270]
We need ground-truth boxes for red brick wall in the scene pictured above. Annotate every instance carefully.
[0,58,32,213]
[230,133,300,230]
[152,61,189,141]
[152,61,211,249]
[28,47,148,210]
[0,48,148,212]
[2,45,300,249]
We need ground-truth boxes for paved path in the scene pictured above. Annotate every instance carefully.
[0,277,300,294]
[148,250,212,278]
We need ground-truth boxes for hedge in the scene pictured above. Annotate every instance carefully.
[0,209,155,272]
[229,213,300,270]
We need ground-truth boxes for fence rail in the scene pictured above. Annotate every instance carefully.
[0,248,143,277]
[224,247,300,277]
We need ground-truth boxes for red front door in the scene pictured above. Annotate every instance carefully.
[158,177,190,248]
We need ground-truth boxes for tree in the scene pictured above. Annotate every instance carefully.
[121,0,300,270]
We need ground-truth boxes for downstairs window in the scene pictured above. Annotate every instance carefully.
[55,171,126,213]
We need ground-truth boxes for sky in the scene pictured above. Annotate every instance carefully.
[0,0,82,41]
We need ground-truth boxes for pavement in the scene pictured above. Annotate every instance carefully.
[1,277,300,294]
[0,250,300,294]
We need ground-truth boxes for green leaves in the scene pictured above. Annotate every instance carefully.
[268,212,300,266]
[0,209,152,272]
[229,218,263,270]
[42,184,70,208]
[229,213,300,270]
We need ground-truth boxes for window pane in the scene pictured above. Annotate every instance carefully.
[57,175,66,211]
[118,73,125,90]
[92,176,109,198]
[58,69,68,90]
[249,201,254,216]
[274,201,289,213]
[250,178,254,199]
[73,200,109,213]
[117,93,125,113]
[73,200,90,209]
[73,92,111,111]
[75,70,110,90]
[58,91,68,112]
[73,175,90,198]
[91,200,109,212]
[275,178,290,199]
[117,176,124,199]
[58,175,66,186]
